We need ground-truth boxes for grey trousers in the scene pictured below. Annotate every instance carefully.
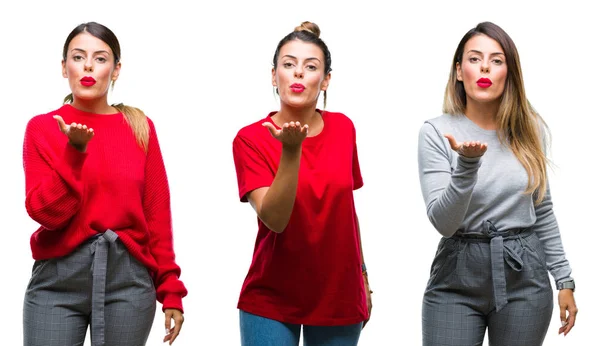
[422,223,553,346]
[23,230,156,346]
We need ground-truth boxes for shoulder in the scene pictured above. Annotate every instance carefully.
[322,110,357,137]
[235,114,273,143]
[322,110,353,126]
[26,105,69,131]
[420,114,461,136]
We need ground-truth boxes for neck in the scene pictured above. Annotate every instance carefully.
[464,98,500,130]
[71,96,115,114]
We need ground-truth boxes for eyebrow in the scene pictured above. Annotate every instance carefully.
[70,48,110,55]
[281,54,322,63]
[467,49,505,56]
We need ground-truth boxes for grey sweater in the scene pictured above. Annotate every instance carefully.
[418,113,572,287]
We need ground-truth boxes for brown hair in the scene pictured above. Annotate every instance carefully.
[443,21,549,204]
[273,21,332,108]
[62,22,149,152]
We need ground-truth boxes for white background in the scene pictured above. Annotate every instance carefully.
[1,0,598,345]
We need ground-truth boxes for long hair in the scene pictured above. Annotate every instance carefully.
[62,22,149,152]
[443,22,549,204]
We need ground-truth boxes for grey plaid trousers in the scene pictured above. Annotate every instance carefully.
[23,230,156,346]
[422,224,553,346]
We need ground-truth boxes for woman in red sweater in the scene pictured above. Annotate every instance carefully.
[232,21,372,346]
[22,22,186,346]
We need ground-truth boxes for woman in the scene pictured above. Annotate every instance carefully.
[232,21,372,346]
[22,22,186,346]
[418,21,578,345]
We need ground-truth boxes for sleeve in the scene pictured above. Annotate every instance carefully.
[530,184,573,288]
[143,118,187,312]
[417,122,482,237]
[232,134,274,202]
[23,117,87,230]
[351,123,363,190]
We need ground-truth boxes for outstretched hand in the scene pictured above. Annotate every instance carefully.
[53,115,94,152]
[263,121,309,148]
[444,134,487,158]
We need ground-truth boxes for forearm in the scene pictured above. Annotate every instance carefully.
[258,146,302,233]
[532,188,573,286]
[24,143,86,230]
[422,155,481,237]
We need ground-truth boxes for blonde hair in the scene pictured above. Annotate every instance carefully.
[443,22,549,204]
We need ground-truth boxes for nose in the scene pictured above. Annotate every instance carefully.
[84,58,93,72]
[294,66,304,79]
[480,61,490,74]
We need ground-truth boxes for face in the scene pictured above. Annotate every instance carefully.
[456,34,507,106]
[62,32,121,102]
[272,39,330,108]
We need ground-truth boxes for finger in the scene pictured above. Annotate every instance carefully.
[261,122,279,137]
[82,124,88,130]
[302,124,309,136]
[53,115,68,133]
[169,316,184,345]
[443,134,459,150]
[558,306,567,334]
[563,316,575,336]
[564,307,577,336]
[164,311,173,336]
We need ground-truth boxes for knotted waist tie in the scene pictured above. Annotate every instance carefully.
[453,220,532,312]
[89,229,119,346]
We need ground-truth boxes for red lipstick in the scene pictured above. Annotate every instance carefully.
[80,76,96,87]
[477,78,492,88]
[290,83,305,93]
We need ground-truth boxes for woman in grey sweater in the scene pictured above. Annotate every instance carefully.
[418,21,578,346]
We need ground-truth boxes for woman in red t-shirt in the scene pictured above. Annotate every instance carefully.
[232,21,372,346]
[22,22,186,346]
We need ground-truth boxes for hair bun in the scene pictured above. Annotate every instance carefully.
[294,21,321,38]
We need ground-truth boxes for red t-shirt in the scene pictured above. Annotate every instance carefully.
[232,110,368,326]
[23,104,187,312]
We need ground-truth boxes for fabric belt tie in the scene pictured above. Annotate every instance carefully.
[89,229,119,346]
[483,220,525,312]
[454,221,529,312]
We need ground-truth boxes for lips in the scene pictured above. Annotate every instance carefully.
[80,76,96,87]
[290,83,305,93]
[476,78,492,88]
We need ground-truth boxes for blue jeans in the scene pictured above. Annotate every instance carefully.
[239,310,362,346]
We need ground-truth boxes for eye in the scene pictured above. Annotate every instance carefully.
[468,57,480,63]
[306,65,317,71]
[283,62,294,68]
[492,59,504,65]
[96,57,107,63]
[73,55,84,61]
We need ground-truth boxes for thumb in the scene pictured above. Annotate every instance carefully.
[262,122,278,137]
[53,115,68,134]
[444,133,459,150]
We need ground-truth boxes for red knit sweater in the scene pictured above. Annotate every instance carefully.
[23,104,187,312]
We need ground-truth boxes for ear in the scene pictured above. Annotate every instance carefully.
[271,67,277,87]
[111,61,122,82]
[456,61,463,82]
[320,72,332,91]
[62,60,67,78]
